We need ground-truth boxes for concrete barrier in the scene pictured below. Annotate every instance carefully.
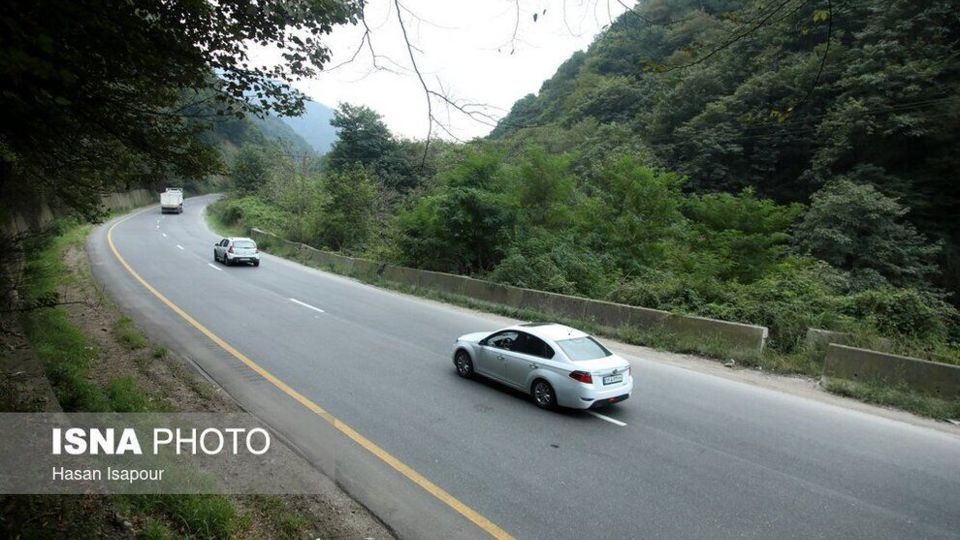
[805,328,892,352]
[664,314,769,351]
[547,291,590,320]
[381,264,421,287]
[823,344,960,399]
[461,277,517,306]
[418,270,467,296]
[249,228,271,242]
[519,289,554,314]
[351,259,382,280]
[583,300,642,328]
[246,227,769,352]
[326,251,355,273]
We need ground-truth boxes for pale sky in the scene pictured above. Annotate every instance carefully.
[251,1,629,140]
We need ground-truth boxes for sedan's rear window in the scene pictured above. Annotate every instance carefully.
[234,240,256,248]
[557,337,611,361]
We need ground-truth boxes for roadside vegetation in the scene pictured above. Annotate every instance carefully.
[824,380,960,421]
[209,117,958,366]
[1,219,388,538]
[209,222,960,420]
[208,0,959,419]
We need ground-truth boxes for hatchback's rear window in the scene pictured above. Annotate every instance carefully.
[557,337,611,361]
[234,240,256,248]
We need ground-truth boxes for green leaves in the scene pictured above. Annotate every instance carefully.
[230,144,271,195]
[314,166,378,251]
[1,0,359,216]
[326,103,417,191]
[793,179,940,289]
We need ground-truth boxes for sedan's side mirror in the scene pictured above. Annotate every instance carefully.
[478,339,488,347]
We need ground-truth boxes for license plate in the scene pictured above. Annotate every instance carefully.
[603,374,623,385]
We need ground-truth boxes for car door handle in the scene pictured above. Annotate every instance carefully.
[497,355,504,360]
[528,363,537,369]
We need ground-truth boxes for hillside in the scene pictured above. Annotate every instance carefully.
[211,0,958,365]
[250,114,315,154]
[192,92,336,157]
[280,100,338,153]
[491,0,959,295]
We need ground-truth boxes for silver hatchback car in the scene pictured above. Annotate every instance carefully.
[452,323,633,410]
[213,237,260,267]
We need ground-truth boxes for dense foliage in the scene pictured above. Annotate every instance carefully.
[0,0,358,217]
[217,1,958,361]
[493,0,960,296]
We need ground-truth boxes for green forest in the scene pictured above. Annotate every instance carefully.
[2,2,958,536]
[2,0,957,363]
[212,0,959,364]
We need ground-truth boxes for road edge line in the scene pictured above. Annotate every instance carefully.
[106,211,512,540]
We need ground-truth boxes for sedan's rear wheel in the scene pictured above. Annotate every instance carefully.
[532,379,557,410]
[454,350,474,378]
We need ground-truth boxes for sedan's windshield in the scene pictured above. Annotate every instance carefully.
[556,337,611,361]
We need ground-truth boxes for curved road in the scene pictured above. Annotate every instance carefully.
[88,195,960,539]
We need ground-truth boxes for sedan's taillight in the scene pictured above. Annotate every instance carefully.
[569,370,593,384]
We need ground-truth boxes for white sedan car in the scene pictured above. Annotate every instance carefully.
[452,323,633,410]
[213,237,260,267]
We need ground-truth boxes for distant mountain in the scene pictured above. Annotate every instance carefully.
[280,100,338,154]
[249,114,314,155]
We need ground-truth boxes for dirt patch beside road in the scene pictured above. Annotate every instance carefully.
[0,225,393,539]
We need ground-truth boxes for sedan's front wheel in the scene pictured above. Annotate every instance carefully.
[532,379,557,410]
[454,350,474,378]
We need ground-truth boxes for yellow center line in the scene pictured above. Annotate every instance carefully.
[106,208,513,540]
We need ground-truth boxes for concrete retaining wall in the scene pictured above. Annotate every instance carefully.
[2,189,156,239]
[248,228,769,352]
[101,189,154,213]
[823,344,960,399]
[2,188,158,306]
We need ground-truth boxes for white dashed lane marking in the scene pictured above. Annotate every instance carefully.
[587,411,627,426]
[289,298,325,314]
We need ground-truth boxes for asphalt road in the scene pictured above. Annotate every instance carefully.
[88,195,960,539]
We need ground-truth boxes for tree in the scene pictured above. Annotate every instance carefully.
[684,189,803,283]
[512,147,576,229]
[0,0,359,216]
[325,103,418,191]
[327,104,395,168]
[486,0,958,303]
[395,149,513,274]
[396,187,513,274]
[231,145,271,195]
[314,166,377,251]
[578,156,686,272]
[794,179,940,289]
